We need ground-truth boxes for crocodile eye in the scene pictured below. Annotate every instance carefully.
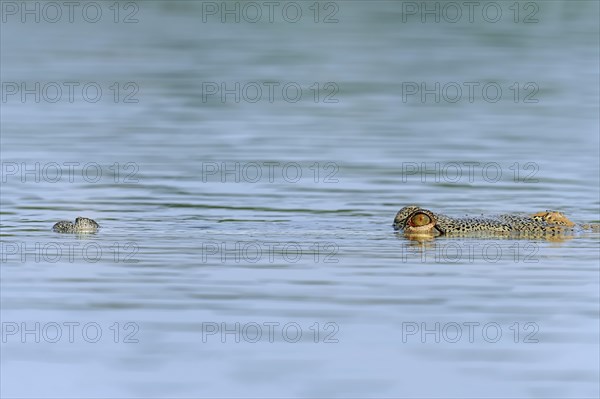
[410,212,431,227]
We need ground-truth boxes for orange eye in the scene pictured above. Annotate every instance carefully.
[410,212,431,227]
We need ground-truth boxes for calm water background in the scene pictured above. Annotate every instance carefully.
[1,1,599,397]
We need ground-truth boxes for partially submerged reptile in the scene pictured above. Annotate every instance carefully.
[393,206,599,238]
[52,217,99,233]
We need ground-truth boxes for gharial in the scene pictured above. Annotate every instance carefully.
[393,206,599,238]
[52,217,100,233]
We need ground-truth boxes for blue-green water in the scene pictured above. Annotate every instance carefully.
[1,1,599,397]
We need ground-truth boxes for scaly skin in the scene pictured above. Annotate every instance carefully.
[52,217,99,233]
[393,206,597,239]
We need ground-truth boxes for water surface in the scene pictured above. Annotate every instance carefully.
[1,1,599,397]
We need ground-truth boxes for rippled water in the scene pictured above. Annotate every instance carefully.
[1,1,599,398]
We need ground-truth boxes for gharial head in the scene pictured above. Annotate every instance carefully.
[73,217,100,232]
[392,206,445,236]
